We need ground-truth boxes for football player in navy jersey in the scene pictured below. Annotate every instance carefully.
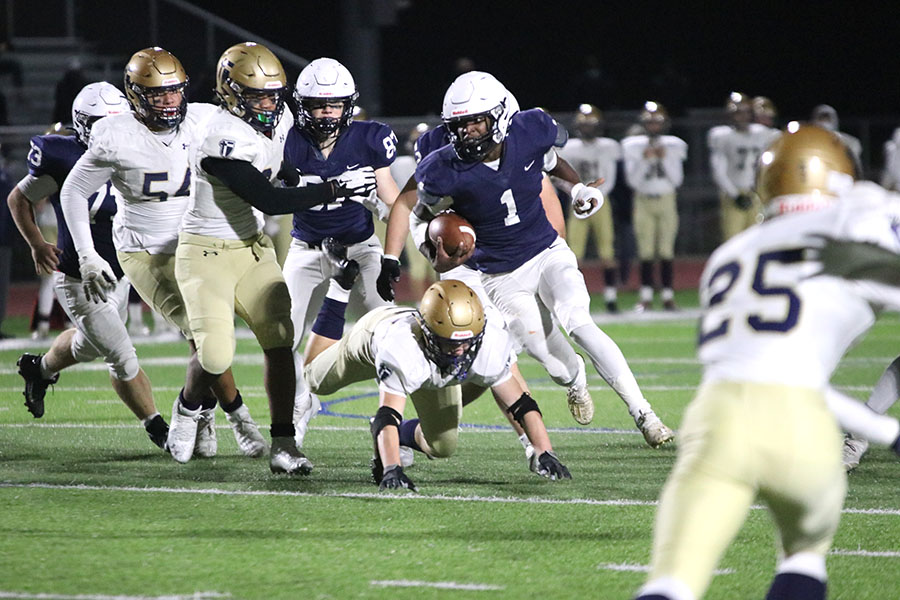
[408,72,674,448]
[381,118,597,464]
[282,57,400,448]
[6,82,169,448]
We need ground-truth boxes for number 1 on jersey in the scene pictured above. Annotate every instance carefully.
[500,189,520,226]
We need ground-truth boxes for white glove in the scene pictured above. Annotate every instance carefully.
[78,249,116,303]
[570,182,604,220]
[332,167,377,201]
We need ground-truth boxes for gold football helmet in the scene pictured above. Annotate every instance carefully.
[575,103,603,139]
[639,101,669,134]
[756,123,856,217]
[753,96,777,126]
[417,280,486,380]
[216,42,287,133]
[725,91,752,114]
[123,47,189,130]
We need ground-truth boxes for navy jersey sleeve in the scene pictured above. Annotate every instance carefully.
[414,127,451,163]
[360,121,399,169]
[414,147,459,204]
[515,109,567,151]
[27,135,81,187]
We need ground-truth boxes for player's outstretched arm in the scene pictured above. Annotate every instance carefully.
[493,377,571,480]
[201,158,375,215]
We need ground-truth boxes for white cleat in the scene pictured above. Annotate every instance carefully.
[842,434,869,471]
[194,408,217,458]
[225,404,268,458]
[635,408,675,448]
[270,436,313,475]
[399,445,415,468]
[165,397,200,463]
[293,392,321,449]
[566,384,594,425]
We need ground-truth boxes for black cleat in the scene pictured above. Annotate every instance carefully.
[322,237,360,290]
[144,414,170,450]
[371,454,384,486]
[16,353,58,418]
[606,300,619,314]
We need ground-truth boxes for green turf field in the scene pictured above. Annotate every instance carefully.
[1,293,898,599]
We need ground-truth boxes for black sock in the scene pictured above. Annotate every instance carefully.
[661,259,674,289]
[270,423,295,438]
[398,418,422,451]
[220,391,243,413]
[603,266,618,288]
[640,260,655,288]
[765,572,826,600]
[200,394,218,411]
[179,388,202,412]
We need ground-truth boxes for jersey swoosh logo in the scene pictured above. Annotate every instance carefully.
[524,160,536,171]
[347,163,360,169]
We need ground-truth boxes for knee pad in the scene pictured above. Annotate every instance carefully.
[424,432,457,459]
[507,393,542,427]
[555,304,594,334]
[255,314,294,350]
[108,349,140,381]
[196,331,236,375]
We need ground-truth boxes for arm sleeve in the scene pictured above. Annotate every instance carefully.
[16,174,58,204]
[60,153,115,254]
[708,132,738,196]
[201,157,335,215]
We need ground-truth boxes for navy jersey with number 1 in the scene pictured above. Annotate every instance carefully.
[26,134,121,280]
[415,109,564,274]
[284,120,397,246]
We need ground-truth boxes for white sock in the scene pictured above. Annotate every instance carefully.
[39,356,58,380]
[640,286,653,302]
[327,279,351,303]
[141,412,161,427]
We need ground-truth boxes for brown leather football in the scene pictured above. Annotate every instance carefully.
[427,211,476,253]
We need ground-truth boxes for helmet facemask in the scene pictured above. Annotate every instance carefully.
[295,93,358,141]
[225,81,286,133]
[417,313,485,380]
[444,105,505,162]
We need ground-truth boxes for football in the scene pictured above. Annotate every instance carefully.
[428,211,476,254]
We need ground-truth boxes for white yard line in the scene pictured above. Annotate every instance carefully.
[2,482,898,516]
[370,580,504,591]
[599,563,735,575]
[0,592,230,600]
[830,548,900,557]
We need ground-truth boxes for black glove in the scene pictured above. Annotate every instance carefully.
[379,465,417,491]
[376,256,401,302]
[531,451,572,480]
[277,161,301,187]
[734,193,753,210]
[332,167,377,200]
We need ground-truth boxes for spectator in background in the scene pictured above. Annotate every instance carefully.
[882,128,900,191]
[0,38,24,89]
[52,58,89,124]
[572,53,619,109]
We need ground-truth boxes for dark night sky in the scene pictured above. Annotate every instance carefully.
[167,2,900,120]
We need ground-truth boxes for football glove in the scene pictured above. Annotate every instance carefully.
[570,182,604,220]
[893,434,900,458]
[529,450,572,480]
[376,255,401,302]
[78,249,116,303]
[734,193,753,210]
[276,161,302,187]
[332,167,377,201]
[379,464,417,492]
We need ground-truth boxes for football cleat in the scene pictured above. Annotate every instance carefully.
[663,299,679,312]
[194,408,217,458]
[144,414,169,450]
[225,404,268,458]
[269,437,313,475]
[565,356,594,425]
[842,434,869,471]
[371,453,384,486]
[635,408,675,448]
[165,397,200,463]
[322,237,360,290]
[17,353,58,419]
[606,300,619,314]
[398,445,415,468]
[634,301,652,313]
